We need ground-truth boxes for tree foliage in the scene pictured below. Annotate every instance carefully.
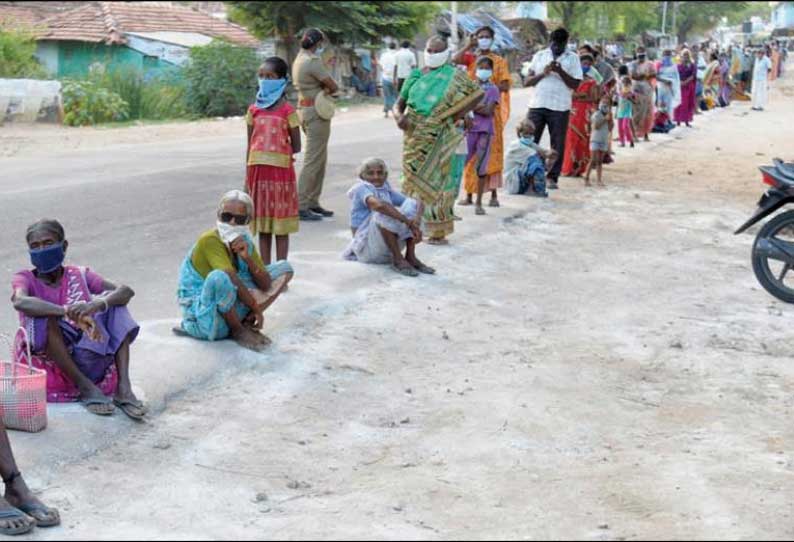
[547,1,757,42]
[673,1,749,42]
[0,25,46,79]
[183,41,260,117]
[228,1,441,46]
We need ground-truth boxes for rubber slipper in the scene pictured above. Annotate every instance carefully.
[14,503,59,528]
[475,207,486,215]
[391,265,419,277]
[113,398,148,421]
[488,199,500,208]
[457,199,473,206]
[0,507,35,535]
[81,397,115,416]
[412,263,436,275]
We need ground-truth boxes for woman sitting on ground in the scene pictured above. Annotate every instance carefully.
[11,219,146,419]
[175,190,293,352]
[343,158,434,277]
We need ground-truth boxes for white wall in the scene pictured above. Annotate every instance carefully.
[0,79,62,124]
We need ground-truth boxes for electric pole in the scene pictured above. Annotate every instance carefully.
[662,1,668,34]
[451,1,458,50]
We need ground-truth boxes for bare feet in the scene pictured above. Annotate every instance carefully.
[457,196,473,206]
[427,237,449,245]
[475,206,486,215]
[232,327,271,352]
[407,257,436,274]
[597,181,606,188]
[584,178,592,187]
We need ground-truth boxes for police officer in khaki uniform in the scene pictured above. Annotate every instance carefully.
[292,28,339,221]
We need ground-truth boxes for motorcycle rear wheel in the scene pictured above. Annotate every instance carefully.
[751,209,794,304]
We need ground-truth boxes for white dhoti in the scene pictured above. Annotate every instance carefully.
[343,198,419,264]
[752,78,768,109]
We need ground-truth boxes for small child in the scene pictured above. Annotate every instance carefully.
[585,96,613,188]
[504,118,557,198]
[460,56,500,216]
[246,57,301,265]
[616,76,636,148]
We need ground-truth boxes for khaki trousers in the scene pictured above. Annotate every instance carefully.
[297,106,331,211]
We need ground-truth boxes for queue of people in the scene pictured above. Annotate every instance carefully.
[3,27,786,535]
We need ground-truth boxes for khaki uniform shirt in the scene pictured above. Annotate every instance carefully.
[292,50,331,101]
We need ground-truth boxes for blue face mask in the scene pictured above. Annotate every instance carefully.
[316,46,325,55]
[30,242,65,274]
[476,68,493,81]
[519,136,533,146]
[662,56,673,67]
[255,78,287,109]
[582,65,591,74]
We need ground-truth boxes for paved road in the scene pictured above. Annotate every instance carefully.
[0,90,533,336]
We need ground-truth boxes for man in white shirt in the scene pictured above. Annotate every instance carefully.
[524,27,582,189]
[752,48,772,111]
[380,42,398,118]
[395,40,417,92]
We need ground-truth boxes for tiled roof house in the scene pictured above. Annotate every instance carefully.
[0,1,259,78]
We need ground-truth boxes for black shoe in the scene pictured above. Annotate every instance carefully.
[309,206,334,217]
[299,209,323,221]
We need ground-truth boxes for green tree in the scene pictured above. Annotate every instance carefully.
[0,25,46,78]
[548,1,593,36]
[228,1,440,62]
[673,1,749,42]
[183,41,260,117]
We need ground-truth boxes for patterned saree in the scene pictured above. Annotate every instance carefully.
[400,65,483,240]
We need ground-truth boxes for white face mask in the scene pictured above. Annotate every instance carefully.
[424,48,450,69]
[478,38,493,50]
[217,221,250,245]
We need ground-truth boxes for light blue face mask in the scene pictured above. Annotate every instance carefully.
[255,78,287,109]
[476,68,493,81]
[316,46,325,55]
[519,136,534,146]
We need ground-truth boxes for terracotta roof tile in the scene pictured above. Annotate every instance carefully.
[35,1,259,47]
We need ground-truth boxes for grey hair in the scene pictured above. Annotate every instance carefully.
[358,157,388,179]
[218,189,254,217]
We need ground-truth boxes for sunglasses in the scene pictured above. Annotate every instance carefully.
[220,212,250,225]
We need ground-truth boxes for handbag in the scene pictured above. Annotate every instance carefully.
[314,91,336,120]
[0,327,47,432]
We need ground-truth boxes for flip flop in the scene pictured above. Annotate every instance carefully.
[81,397,115,416]
[0,507,35,535]
[14,503,59,528]
[412,263,436,275]
[391,264,419,277]
[113,398,148,421]
[475,206,486,215]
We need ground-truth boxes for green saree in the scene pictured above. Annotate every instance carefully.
[400,65,483,240]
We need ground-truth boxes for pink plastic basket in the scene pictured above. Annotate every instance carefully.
[0,328,47,432]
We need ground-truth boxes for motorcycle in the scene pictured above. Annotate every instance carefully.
[735,158,794,303]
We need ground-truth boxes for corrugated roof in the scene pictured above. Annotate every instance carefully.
[442,10,518,52]
[35,1,259,47]
[125,31,214,48]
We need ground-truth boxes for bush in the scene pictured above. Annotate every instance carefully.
[89,67,191,121]
[0,26,47,79]
[61,79,129,126]
[183,41,259,117]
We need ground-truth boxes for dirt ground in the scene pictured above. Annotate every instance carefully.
[13,69,794,540]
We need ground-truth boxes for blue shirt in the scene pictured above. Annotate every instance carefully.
[348,180,406,229]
